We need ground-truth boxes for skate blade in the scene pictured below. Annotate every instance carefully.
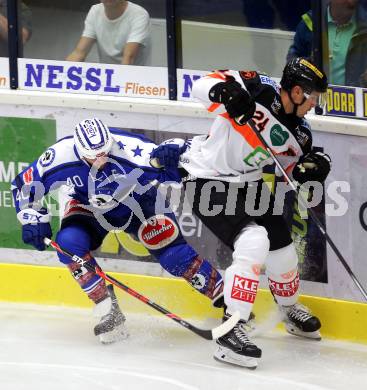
[285,323,321,340]
[99,324,129,344]
[213,346,259,369]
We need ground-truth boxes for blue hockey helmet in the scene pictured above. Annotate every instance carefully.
[74,118,113,159]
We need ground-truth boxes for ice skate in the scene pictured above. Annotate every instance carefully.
[280,303,321,340]
[214,314,262,369]
[94,284,128,344]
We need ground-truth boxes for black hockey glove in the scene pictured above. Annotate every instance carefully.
[208,78,256,123]
[292,151,331,184]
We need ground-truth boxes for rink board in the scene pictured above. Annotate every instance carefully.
[0,263,366,344]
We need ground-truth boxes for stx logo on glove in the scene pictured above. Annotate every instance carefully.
[231,275,259,303]
[21,212,42,223]
[268,273,300,297]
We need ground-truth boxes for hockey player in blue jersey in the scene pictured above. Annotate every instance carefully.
[11,118,224,344]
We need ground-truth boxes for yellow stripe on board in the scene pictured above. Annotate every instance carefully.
[0,263,366,344]
[0,263,221,318]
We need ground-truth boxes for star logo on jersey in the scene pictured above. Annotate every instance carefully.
[117,141,126,150]
[132,145,144,157]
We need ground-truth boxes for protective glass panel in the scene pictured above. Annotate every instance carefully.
[321,0,367,88]
[177,0,311,77]
[23,0,166,67]
[0,0,32,58]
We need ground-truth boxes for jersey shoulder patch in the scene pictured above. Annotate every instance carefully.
[37,138,77,174]
[294,120,312,153]
[39,147,56,167]
[239,70,258,80]
[238,71,277,97]
[258,73,279,92]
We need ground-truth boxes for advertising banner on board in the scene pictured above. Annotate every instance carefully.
[0,102,364,301]
[18,59,168,99]
[0,117,57,249]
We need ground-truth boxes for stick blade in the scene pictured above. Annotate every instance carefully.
[211,310,240,339]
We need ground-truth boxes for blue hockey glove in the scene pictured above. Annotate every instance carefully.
[17,207,52,251]
[150,139,189,183]
[150,141,187,170]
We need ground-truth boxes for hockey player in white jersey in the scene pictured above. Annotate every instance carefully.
[151,58,331,368]
[12,118,225,344]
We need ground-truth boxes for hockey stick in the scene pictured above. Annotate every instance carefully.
[243,118,367,301]
[44,237,239,340]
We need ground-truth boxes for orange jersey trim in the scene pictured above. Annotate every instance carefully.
[207,72,227,80]
[205,71,229,112]
[208,102,221,112]
[221,112,263,149]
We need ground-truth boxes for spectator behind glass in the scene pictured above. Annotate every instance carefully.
[0,0,32,56]
[66,0,151,66]
[287,0,367,87]
[241,0,311,30]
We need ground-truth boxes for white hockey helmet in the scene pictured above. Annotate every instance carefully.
[74,118,113,159]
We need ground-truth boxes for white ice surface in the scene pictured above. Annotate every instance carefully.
[0,302,366,390]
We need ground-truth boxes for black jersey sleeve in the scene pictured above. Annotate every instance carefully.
[294,119,313,154]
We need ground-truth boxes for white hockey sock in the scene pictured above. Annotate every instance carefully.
[224,223,270,320]
[265,243,300,306]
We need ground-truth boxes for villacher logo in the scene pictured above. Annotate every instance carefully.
[138,215,179,250]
